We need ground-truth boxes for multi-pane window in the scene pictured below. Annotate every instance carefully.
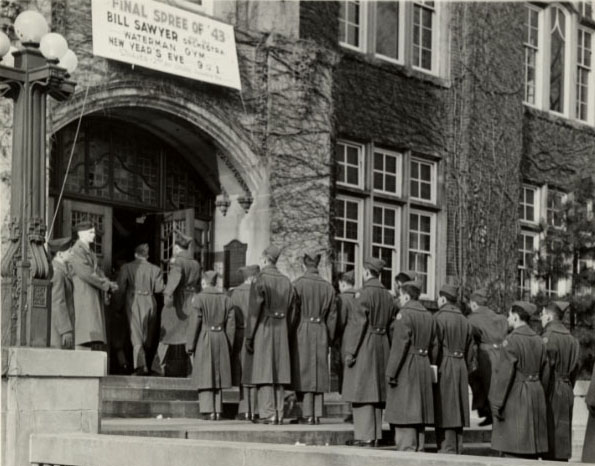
[577,29,592,122]
[547,190,565,227]
[519,186,537,223]
[339,1,363,49]
[524,6,540,104]
[412,1,435,71]
[410,158,436,202]
[581,1,594,19]
[335,197,362,274]
[549,6,567,113]
[336,141,363,188]
[375,1,400,61]
[408,211,435,295]
[373,149,401,195]
[518,232,537,299]
[372,204,400,288]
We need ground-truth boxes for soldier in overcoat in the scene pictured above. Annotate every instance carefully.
[582,368,595,463]
[116,243,165,374]
[229,264,260,420]
[186,271,235,420]
[540,301,580,461]
[334,270,357,400]
[245,245,295,425]
[385,280,436,452]
[69,221,117,351]
[153,231,201,376]
[342,258,395,447]
[49,237,75,349]
[489,301,549,458]
[467,288,508,425]
[290,250,337,424]
[432,284,473,454]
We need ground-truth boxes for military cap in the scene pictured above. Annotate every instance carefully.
[73,220,94,232]
[303,249,322,262]
[48,237,71,254]
[470,288,488,304]
[239,264,260,279]
[551,301,570,314]
[263,245,281,262]
[439,284,459,301]
[402,280,422,292]
[174,230,192,249]
[364,257,385,274]
[339,269,355,283]
[203,270,219,285]
[135,243,149,257]
[512,300,538,316]
[395,270,416,283]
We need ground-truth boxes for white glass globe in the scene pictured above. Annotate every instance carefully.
[58,49,78,74]
[0,31,10,58]
[40,33,68,60]
[14,10,49,44]
[1,46,18,67]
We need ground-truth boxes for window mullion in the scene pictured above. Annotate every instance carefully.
[403,1,414,68]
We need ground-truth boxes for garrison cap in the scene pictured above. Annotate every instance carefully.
[402,280,422,292]
[395,270,416,283]
[48,237,71,254]
[239,264,260,279]
[203,270,219,285]
[263,245,281,263]
[512,300,538,316]
[73,220,94,232]
[439,284,459,301]
[551,301,570,314]
[339,269,355,283]
[364,257,385,274]
[135,243,149,256]
[470,288,488,304]
[303,249,322,263]
[174,230,192,249]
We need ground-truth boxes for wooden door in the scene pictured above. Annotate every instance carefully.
[62,200,113,274]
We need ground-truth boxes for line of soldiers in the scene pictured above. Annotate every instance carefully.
[49,225,589,460]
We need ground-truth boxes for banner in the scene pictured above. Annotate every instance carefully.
[91,0,241,90]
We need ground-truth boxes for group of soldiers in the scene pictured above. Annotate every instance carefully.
[49,223,594,460]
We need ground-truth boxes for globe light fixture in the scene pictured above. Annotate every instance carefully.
[58,49,78,74]
[0,31,10,58]
[13,10,49,45]
[40,33,68,62]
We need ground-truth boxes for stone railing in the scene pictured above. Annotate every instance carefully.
[30,432,592,466]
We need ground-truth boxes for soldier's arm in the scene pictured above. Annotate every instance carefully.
[325,289,338,344]
[69,254,110,291]
[52,273,74,336]
[488,338,518,417]
[464,321,476,371]
[541,337,555,396]
[154,267,165,294]
[163,261,182,307]
[225,296,236,347]
[570,339,581,387]
[247,278,265,341]
[386,299,398,345]
[342,296,368,359]
[431,315,442,364]
[185,295,203,354]
[385,312,411,381]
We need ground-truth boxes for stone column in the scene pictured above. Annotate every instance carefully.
[1,347,106,466]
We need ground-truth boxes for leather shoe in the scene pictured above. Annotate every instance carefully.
[215,413,222,421]
[479,416,493,426]
[208,413,216,421]
[255,414,278,425]
[289,417,304,424]
[251,413,259,422]
[345,439,375,447]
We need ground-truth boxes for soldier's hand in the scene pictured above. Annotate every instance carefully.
[245,339,254,354]
[345,354,355,367]
[109,281,119,292]
[62,332,74,349]
[386,376,397,387]
[492,407,504,421]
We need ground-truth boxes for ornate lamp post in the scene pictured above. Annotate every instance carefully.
[0,10,77,347]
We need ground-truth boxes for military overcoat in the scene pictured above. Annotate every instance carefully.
[582,369,595,463]
[432,303,473,428]
[290,269,337,393]
[341,278,394,403]
[161,250,201,345]
[337,289,358,353]
[542,320,580,460]
[69,240,110,345]
[229,282,253,386]
[50,260,75,348]
[385,299,436,425]
[245,264,294,385]
[489,325,549,455]
[186,287,235,390]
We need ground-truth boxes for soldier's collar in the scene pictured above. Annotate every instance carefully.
[439,303,461,314]
[544,320,570,334]
[342,288,356,295]
[305,267,319,274]
[201,286,221,294]
[402,300,427,312]
[363,277,383,288]
[512,324,535,336]
[176,249,193,259]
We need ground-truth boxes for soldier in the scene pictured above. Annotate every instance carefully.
[583,368,595,463]
[245,245,294,425]
[432,284,473,454]
[229,264,260,421]
[467,288,508,426]
[153,231,201,376]
[290,250,337,425]
[489,301,549,459]
[540,301,580,461]
[342,258,394,447]
[48,237,75,349]
[385,280,435,452]
[334,270,357,404]
[69,221,117,351]
[393,271,416,299]
[116,243,165,375]
[186,271,235,420]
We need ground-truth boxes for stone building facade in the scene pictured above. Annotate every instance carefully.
[1,0,594,311]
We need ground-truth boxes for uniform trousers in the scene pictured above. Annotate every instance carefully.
[299,392,324,418]
[258,384,284,420]
[394,425,426,451]
[436,427,463,454]
[198,389,223,414]
[238,385,258,414]
[352,403,383,441]
[128,306,157,370]
[152,343,189,377]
